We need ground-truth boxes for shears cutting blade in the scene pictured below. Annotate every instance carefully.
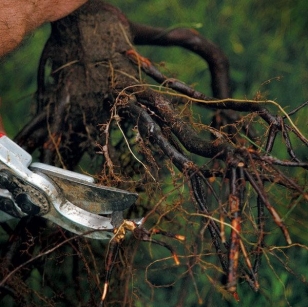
[0,134,140,239]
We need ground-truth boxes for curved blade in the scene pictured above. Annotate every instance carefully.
[44,200,115,240]
[30,162,138,214]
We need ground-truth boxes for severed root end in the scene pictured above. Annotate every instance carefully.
[172,252,180,265]
[151,228,186,241]
[174,234,185,241]
[232,291,240,302]
[101,282,109,304]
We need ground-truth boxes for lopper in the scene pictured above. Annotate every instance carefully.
[0,133,140,239]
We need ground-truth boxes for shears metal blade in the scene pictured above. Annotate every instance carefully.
[0,134,139,239]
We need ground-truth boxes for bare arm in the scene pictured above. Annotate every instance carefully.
[0,0,88,57]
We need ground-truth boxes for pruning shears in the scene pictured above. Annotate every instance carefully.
[0,133,140,239]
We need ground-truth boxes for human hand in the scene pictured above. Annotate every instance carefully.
[0,0,88,57]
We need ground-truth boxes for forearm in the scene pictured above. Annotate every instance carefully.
[0,0,87,57]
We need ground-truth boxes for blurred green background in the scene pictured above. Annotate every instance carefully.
[0,0,308,306]
[1,0,308,138]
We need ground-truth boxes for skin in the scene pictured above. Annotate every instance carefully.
[0,1,88,133]
[0,0,88,57]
